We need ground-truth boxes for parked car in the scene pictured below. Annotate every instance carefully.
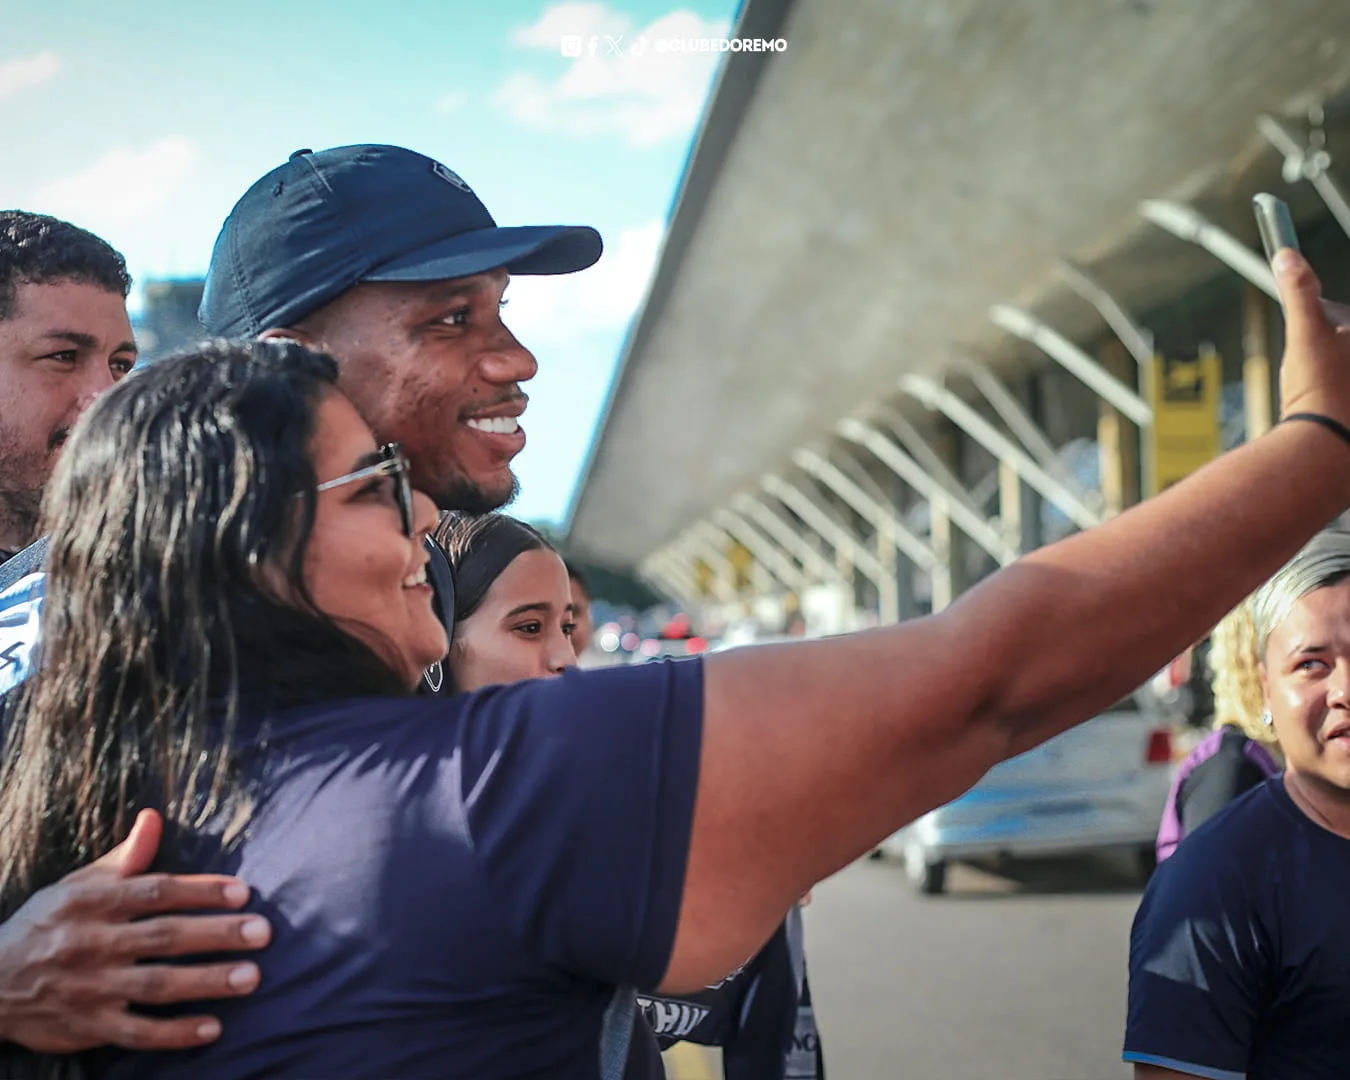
[877,693,1175,894]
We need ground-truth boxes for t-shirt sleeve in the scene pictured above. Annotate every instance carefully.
[1123,840,1270,1080]
[452,658,704,990]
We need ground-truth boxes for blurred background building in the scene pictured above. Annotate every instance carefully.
[565,0,1350,653]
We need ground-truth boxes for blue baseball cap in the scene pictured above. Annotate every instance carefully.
[200,144,603,337]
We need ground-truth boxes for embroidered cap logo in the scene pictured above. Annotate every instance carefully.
[431,162,473,194]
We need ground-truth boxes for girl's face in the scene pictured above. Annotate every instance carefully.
[1261,579,1350,795]
[299,392,446,687]
[450,548,578,692]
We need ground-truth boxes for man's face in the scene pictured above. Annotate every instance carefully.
[0,280,136,547]
[295,269,535,514]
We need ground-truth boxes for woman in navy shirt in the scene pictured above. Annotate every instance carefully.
[2,298,1349,1079]
[1125,528,1350,1079]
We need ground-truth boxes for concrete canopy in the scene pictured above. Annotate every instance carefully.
[566,0,1350,569]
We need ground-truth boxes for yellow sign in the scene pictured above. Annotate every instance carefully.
[726,540,755,591]
[692,558,715,598]
[1146,346,1222,495]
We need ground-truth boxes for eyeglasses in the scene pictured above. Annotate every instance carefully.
[315,443,414,537]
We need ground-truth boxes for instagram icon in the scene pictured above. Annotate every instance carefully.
[559,35,583,57]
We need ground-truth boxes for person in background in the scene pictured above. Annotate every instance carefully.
[565,560,595,658]
[1154,600,1282,863]
[433,511,825,1079]
[1126,526,1350,1079]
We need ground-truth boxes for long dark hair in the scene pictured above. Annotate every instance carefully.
[0,340,408,922]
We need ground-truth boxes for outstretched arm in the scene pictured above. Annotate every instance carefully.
[661,250,1350,991]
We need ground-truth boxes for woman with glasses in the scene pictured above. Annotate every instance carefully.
[2,254,1349,1080]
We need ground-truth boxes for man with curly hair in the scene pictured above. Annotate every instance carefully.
[0,211,137,560]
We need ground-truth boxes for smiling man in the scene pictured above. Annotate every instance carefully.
[0,212,137,559]
[199,145,602,513]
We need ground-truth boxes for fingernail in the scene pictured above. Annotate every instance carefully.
[196,1019,222,1041]
[241,917,269,944]
[1274,248,1300,274]
[228,963,259,990]
[222,883,249,906]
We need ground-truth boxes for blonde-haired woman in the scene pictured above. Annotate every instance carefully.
[1154,601,1281,863]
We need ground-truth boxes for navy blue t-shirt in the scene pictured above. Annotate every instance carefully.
[1124,775,1350,1080]
[89,659,704,1080]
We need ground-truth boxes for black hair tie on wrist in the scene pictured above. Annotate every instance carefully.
[1282,412,1350,452]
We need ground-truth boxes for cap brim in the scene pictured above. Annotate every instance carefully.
[363,224,602,282]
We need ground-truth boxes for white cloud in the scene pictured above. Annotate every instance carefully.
[510,1,613,48]
[498,5,731,147]
[0,51,60,99]
[504,220,664,345]
[29,137,200,232]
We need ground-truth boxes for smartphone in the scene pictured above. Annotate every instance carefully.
[1252,193,1301,263]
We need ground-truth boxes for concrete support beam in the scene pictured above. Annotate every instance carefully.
[692,521,773,596]
[644,550,699,607]
[682,529,742,602]
[1243,283,1274,441]
[997,461,1022,557]
[1056,259,1155,368]
[1139,199,1277,299]
[877,409,988,519]
[899,374,1102,531]
[792,449,937,572]
[928,506,953,612]
[961,361,1070,479]
[710,509,808,594]
[1096,339,1141,517]
[730,493,844,586]
[839,417,1017,565]
[989,307,1153,428]
[787,452,915,624]
[832,451,945,620]
[1258,111,1350,240]
[761,474,886,587]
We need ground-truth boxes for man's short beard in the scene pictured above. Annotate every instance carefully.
[0,487,43,548]
[432,471,519,515]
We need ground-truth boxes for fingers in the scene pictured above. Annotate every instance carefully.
[1273,248,1331,355]
[79,809,164,880]
[74,873,253,919]
[98,912,272,961]
[102,1009,226,1052]
[102,958,262,1007]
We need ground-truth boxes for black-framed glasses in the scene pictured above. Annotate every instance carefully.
[315,443,414,537]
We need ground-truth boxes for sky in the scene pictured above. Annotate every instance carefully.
[0,0,739,525]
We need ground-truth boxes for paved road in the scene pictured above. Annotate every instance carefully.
[800,851,1145,1080]
[665,851,1145,1080]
